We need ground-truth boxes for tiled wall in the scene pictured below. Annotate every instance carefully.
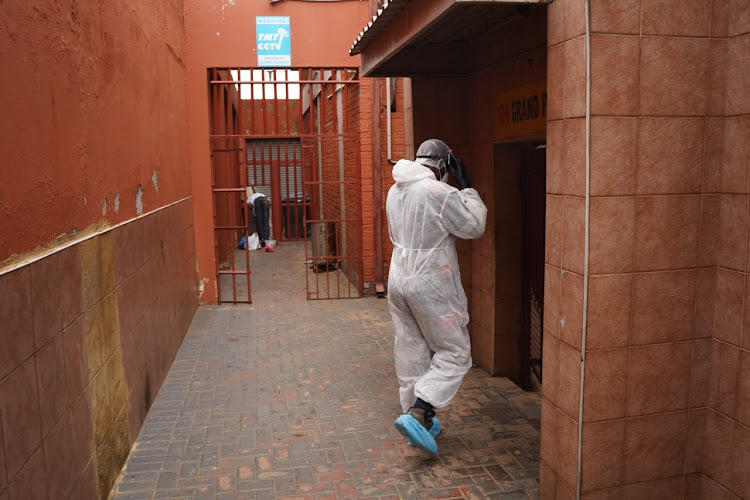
[700,0,750,497]
[0,198,198,499]
[542,1,750,498]
[542,0,587,496]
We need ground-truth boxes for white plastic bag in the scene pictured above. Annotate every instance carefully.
[247,232,260,250]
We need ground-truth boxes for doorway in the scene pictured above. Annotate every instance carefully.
[493,142,546,391]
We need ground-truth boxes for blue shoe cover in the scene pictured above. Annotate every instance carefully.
[394,414,438,455]
[406,417,441,446]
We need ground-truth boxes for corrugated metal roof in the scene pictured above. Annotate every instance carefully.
[349,0,409,56]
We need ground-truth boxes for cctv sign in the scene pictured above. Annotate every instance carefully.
[256,16,291,67]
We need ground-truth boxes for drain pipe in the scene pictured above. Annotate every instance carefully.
[576,0,592,498]
[372,78,386,295]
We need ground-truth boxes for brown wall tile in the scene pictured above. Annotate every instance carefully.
[34,334,69,436]
[8,447,47,500]
[587,274,632,350]
[0,268,34,381]
[726,34,750,116]
[546,195,562,267]
[564,37,587,119]
[557,476,577,500]
[589,197,635,274]
[543,333,561,406]
[558,410,580,489]
[0,358,42,479]
[637,117,705,195]
[70,388,94,479]
[590,0,640,34]
[699,195,721,267]
[634,196,701,271]
[560,271,583,349]
[547,121,564,194]
[622,477,684,500]
[728,0,750,36]
[564,0,586,40]
[704,118,726,194]
[689,339,712,408]
[581,487,623,500]
[541,397,559,470]
[703,408,735,488]
[685,408,707,474]
[540,459,556,500]
[684,473,702,500]
[43,411,76,499]
[563,119,586,197]
[708,40,728,117]
[695,268,717,340]
[709,339,740,418]
[558,341,582,421]
[80,233,117,312]
[744,279,750,349]
[640,37,708,116]
[627,342,692,416]
[722,117,750,195]
[590,35,640,116]
[547,0,565,47]
[623,411,688,483]
[739,351,750,427]
[631,270,696,345]
[712,0,730,37]
[713,268,744,346]
[562,196,586,275]
[590,117,638,197]
[30,246,83,350]
[547,47,564,121]
[583,348,628,422]
[582,419,625,491]
[732,422,750,498]
[76,458,99,500]
[700,473,732,499]
[642,0,711,36]
[0,407,5,491]
[62,318,87,407]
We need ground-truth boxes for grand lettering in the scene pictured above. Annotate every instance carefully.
[512,95,540,123]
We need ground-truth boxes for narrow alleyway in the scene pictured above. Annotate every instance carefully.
[112,242,541,500]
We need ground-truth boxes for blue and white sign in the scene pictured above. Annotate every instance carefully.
[256,16,291,67]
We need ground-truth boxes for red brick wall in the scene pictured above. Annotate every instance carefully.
[361,77,408,291]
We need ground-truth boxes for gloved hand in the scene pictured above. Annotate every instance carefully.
[446,153,471,189]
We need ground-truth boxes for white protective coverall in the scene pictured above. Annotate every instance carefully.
[386,159,487,413]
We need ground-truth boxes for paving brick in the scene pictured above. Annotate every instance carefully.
[112,242,541,499]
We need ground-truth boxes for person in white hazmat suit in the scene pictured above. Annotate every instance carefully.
[387,139,487,455]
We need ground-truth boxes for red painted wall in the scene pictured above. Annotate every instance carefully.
[184,0,370,302]
[0,0,191,265]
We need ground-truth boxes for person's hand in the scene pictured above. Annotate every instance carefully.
[447,153,471,189]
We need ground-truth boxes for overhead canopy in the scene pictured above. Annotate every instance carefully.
[350,0,551,77]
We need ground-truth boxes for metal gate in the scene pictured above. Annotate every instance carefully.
[521,145,546,389]
[208,68,363,302]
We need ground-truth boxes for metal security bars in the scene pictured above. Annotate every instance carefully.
[208,68,363,302]
[521,145,546,389]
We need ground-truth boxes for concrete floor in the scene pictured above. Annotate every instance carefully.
[112,241,541,499]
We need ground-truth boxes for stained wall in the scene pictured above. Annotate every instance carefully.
[0,1,197,498]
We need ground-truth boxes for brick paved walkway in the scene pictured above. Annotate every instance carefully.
[112,242,541,499]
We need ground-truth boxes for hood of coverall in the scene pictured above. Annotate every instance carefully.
[392,159,436,184]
